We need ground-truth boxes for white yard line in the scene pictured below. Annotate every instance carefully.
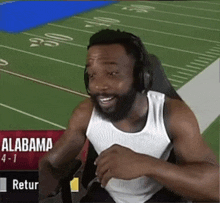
[74,16,220,44]
[143,42,215,58]
[195,1,220,6]
[212,47,220,50]
[144,1,220,13]
[190,62,205,67]
[0,103,66,129]
[194,59,209,64]
[0,45,84,68]
[171,75,188,80]
[114,4,220,22]
[177,59,220,133]
[168,78,183,83]
[96,10,220,32]
[209,48,220,52]
[172,84,179,88]
[163,64,197,73]
[186,65,202,70]
[23,32,86,48]
[206,51,220,56]
[197,57,214,61]
[0,68,89,98]
[48,23,95,34]
[48,23,218,58]
[178,71,193,77]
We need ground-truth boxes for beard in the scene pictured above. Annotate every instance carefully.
[90,86,137,122]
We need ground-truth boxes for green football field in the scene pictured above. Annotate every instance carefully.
[0,1,219,155]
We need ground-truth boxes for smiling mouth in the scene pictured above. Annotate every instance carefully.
[99,96,114,103]
[97,96,116,108]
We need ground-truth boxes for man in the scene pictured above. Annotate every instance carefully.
[39,29,219,202]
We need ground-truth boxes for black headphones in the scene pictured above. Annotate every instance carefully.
[133,46,152,93]
[84,67,90,94]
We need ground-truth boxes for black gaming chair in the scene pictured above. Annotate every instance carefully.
[58,54,183,203]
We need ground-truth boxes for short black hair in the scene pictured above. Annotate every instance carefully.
[87,29,152,92]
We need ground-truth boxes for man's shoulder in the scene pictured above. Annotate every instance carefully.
[165,96,189,114]
[164,96,193,120]
[75,98,94,114]
[164,96,199,139]
[68,98,94,133]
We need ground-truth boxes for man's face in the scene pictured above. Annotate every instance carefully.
[86,44,137,122]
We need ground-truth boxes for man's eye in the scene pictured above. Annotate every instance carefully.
[109,72,118,76]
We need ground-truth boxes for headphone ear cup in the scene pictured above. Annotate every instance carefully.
[143,72,151,90]
[84,68,89,94]
[138,68,151,92]
[137,70,144,91]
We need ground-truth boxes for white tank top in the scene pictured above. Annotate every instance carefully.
[86,91,173,203]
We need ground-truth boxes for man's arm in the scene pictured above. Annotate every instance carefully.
[38,98,93,200]
[95,98,219,201]
[150,98,219,201]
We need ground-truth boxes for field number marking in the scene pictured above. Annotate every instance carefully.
[122,4,155,13]
[0,59,8,66]
[29,33,73,48]
[29,38,59,47]
[85,17,120,28]
[44,33,73,41]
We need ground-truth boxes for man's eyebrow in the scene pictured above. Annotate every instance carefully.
[103,61,118,65]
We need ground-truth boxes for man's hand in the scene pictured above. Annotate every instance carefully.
[95,144,149,187]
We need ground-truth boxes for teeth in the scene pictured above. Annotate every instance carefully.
[100,97,113,102]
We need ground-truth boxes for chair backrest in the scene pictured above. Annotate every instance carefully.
[149,54,182,100]
[81,53,182,188]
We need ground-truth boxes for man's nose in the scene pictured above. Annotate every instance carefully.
[94,77,109,92]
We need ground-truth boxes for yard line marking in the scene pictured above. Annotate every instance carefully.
[25,31,211,58]
[206,51,220,56]
[178,71,193,76]
[48,22,218,57]
[74,16,220,44]
[0,45,84,69]
[190,62,205,67]
[172,84,179,88]
[23,32,86,48]
[195,1,220,6]
[168,78,184,83]
[172,75,188,80]
[0,68,89,98]
[197,56,215,61]
[194,59,209,64]
[114,4,220,22]
[143,42,215,58]
[48,23,95,34]
[97,10,220,32]
[205,51,216,58]
[0,43,189,78]
[162,63,197,73]
[143,1,220,13]
[186,65,201,70]
[209,48,220,52]
[0,103,66,129]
